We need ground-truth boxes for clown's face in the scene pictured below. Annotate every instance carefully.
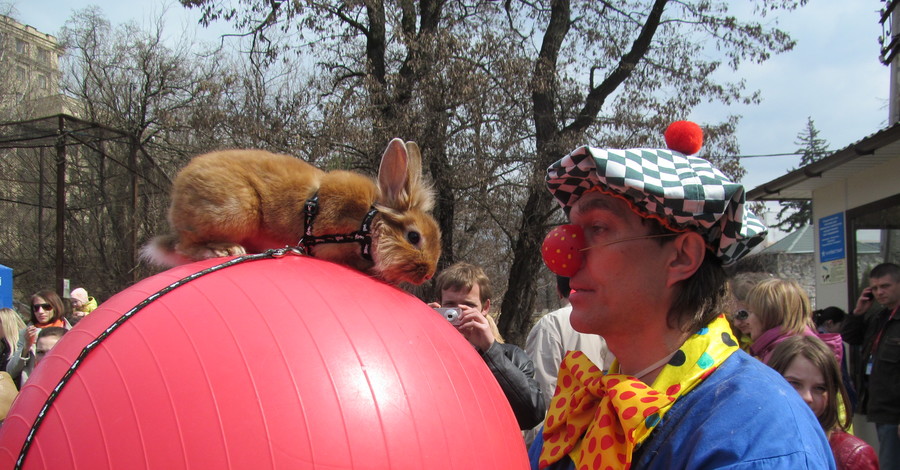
[565,192,677,345]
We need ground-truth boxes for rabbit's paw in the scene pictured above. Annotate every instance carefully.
[202,242,247,258]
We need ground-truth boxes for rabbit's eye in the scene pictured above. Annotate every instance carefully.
[406,231,421,246]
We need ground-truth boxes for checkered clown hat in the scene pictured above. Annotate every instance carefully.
[545,121,767,266]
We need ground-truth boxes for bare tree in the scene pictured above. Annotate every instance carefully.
[496,0,804,344]
[50,7,232,296]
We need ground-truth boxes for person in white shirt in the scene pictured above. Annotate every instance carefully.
[523,275,614,445]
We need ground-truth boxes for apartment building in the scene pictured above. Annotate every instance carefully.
[0,14,74,119]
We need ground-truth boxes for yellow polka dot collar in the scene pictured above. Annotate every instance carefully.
[539,315,739,469]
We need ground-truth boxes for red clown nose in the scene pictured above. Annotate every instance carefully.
[541,224,586,277]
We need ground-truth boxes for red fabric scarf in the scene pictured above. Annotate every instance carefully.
[35,319,65,329]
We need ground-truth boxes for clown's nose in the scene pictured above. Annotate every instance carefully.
[541,224,586,277]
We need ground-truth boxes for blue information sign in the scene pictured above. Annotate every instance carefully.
[818,213,845,263]
[0,264,11,309]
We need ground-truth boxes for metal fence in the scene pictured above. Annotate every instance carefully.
[0,114,170,309]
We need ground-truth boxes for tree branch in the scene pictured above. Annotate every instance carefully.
[566,0,670,135]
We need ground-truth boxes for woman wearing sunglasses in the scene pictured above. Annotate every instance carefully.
[727,272,773,351]
[6,289,71,388]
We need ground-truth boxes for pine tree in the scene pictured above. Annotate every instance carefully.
[774,117,830,232]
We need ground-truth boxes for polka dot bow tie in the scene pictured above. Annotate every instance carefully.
[539,315,739,469]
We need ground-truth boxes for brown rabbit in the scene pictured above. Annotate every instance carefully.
[141,138,441,285]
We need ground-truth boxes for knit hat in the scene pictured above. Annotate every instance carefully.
[70,288,89,304]
[545,121,767,266]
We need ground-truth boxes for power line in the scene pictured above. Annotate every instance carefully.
[736,152,805,159]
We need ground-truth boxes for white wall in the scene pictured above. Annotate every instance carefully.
[812,156,900,310]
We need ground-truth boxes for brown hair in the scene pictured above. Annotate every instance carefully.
[37,326,67,342]
[434,262,493,307]
[746,278,812,335]
[768,335,851,432]
[30,289,66,325]
[869,262,900,281]
[642,219,728,333]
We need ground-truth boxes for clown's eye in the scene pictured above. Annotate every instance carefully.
[585,223,607,238]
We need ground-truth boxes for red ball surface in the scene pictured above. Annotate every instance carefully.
[541,224,586,277]
[0,254,528,469]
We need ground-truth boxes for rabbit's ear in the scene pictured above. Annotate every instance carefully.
[400,140,435,212]
[378,138,410,207]
[403,141,423,190]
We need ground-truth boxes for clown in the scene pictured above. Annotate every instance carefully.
[530,122,835,469]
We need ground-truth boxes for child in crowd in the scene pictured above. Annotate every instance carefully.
[814,306,846,335]
[768,335,878,470]
[68,287,98,326]
[813,306,858,413]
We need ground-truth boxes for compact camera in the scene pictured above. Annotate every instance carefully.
[434,307,463,326]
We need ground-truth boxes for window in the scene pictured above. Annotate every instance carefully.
[16,67,26,81]
[15,38,26,55]
[37,49,50,64]
[847,193,900,298]
[37,74,47,90]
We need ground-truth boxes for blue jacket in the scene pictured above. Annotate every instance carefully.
[529,350,835,469]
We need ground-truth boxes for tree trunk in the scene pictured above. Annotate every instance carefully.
[422,139,456,272]
[498,186,556,346]
[497,0,572,346]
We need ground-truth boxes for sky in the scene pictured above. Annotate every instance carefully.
[691,0,890,189]
[9,0,891,215]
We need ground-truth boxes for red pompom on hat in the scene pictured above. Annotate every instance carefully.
[664,120,703,155]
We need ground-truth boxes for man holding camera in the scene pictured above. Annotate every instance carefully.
[430,262,547,430]
[843,262,900,470]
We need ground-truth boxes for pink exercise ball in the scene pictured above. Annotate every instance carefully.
[0,253,527,469]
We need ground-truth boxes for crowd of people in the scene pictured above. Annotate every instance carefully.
[0,286,100,421]
[714,262,900,469]
[0,286,97,391]
[723,274,883,469]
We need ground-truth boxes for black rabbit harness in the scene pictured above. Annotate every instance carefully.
[297,194,378,261]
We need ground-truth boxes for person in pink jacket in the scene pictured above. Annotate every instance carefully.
[745,278,843,364]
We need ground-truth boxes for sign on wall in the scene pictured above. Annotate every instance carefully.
[818,212,846,285]
[819,213,846,262]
